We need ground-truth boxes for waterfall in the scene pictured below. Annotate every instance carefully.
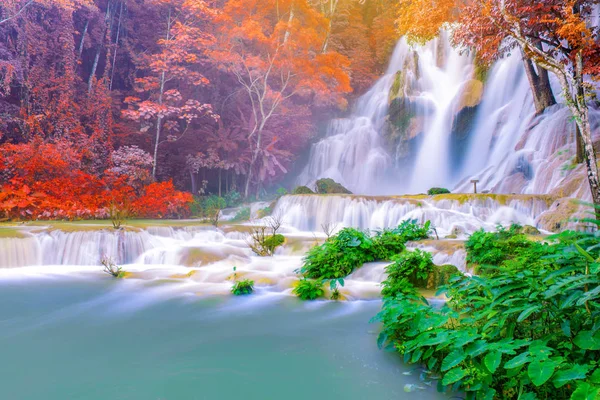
[298,34,598,199]
[273,194,551,237]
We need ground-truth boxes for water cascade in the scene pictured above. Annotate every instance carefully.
[298,34,598,199]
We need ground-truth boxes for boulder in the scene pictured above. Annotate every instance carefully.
[315,178,352,194]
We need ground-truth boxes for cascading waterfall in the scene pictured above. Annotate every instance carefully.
[298,33,598,198]
[296,41,410,194]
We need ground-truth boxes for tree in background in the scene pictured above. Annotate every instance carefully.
[214,0,352,198]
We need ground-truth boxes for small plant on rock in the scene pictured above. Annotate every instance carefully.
[101,256,126,278]
[293,278,324,300]
[231,267,254,295]
[247,214,285,256]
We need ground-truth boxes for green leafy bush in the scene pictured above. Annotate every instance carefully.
[315,178,352,194]
[293,278,325,300]
[381,249,434,297]
[300,221,432,281]
[231,207,251,222]
[466,224,554,274]
[231,279,254,295]
[374,224,600,399]
[203,195,227,226]
[300,228,375,279]
[395,219,431,241]
[292,185,315,195]
[256,207,272,219]
[263,234,285,253]
[371,230,407,260]
[224,190,243,207]
[428,187,451,195]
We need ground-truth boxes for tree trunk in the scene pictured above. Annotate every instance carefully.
[78,19,89,60]
[152,8,171,179]
[521,51,556,114]
[576,124,585,164]
[283,3,294,44]
[88,48,101,93]
[109,0,124,91]
[244,130,263,199]
[190,170,197,195]
[218,169,222,197]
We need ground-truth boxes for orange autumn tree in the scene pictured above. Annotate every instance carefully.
[214,0,352,198]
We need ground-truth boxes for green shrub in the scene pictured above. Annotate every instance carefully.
[293,279,324,300]
[263,234,285,254]
[466,224,553,274]
[256,207,272,219]
[292,185,315,195]
[373,223,600,400]
[276,187,288,197]
[231,207,251,222]
[300,228,374,279]
[315,178,352,194]
[224,190,243,207]
[203,195,227,226]
[371,230,407,260]
[394,219,431,241]
[231,279,254,295]
[381,249,434,297]
[427,187,451,195]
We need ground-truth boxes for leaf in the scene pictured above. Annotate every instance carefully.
[441,349,466,371]
[517,305,540,322]
[575,244,595,263]
[484,351,502,373]
[574,331,600,350]
[376,332,388,350]
[570,382,600,400]
[442,367,468,386]
[504,352,530,369]
[528,359,557,386]
[553,365,590,388]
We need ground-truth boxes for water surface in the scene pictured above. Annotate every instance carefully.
[0,278,450,400]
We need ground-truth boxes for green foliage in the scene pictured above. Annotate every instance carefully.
[428,187,451,195]
[371,229,407,260]
[263,234,285,253]
[381,249,434,297]
[394,219,431,241]
[190,195,227,226]
[315,178,352,194]
[300,221,432,281]
[466,224,554,274]
[374,224,600,400]
[231,279,254,295]
[256,207,272,219]
[301,228,375,279]
[231,207,251,222]
[224,191,243,208]
[276,187,288,197]
[230,267,254,295]
[292,185,315,195]
[293,278,325,300]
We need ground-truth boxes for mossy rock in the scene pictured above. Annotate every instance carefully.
[315,178,352,194]
[409,264,461,290]
[456,79,484,112]
[292,186,315,195]
[522,225,541,235]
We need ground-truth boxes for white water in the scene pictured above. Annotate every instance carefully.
[274,194,549,237]
[298,34,598,199]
